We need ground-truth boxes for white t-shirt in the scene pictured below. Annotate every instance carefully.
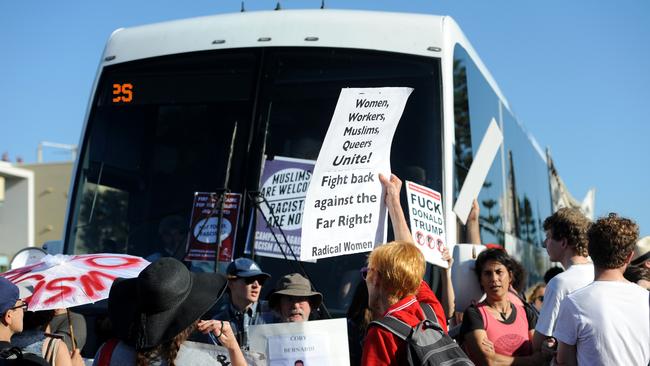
[553,281,650,366]
[535,262,593,336]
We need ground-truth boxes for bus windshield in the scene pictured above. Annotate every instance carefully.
[66,47,443,315]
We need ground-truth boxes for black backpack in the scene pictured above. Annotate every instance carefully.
[370,302,474,366]
[0,342,49,366]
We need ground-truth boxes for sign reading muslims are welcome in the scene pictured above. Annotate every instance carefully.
[252,156,314,261]
[301,87,413,261]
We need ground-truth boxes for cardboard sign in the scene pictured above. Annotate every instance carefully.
[252,156,315,261]
[249,318,350,366]
[405,181,448,268]
[184,192,241,262]
[301,87,413,261]
[453,118,503,224]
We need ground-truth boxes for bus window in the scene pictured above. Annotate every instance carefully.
[250,47,442,314]
[453,44,505,245]
[67,50,259,258]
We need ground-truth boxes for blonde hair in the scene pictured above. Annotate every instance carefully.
[526,283,545,304]
[368,240,425,300]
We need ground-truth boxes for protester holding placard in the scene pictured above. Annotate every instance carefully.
[93,258,247,366]
[360,174,448,365]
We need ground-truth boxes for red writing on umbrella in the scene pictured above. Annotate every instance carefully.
[4,254,143,307]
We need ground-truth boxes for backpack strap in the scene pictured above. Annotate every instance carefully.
[419,303,445,332]
[97,339,120,366]
[43,337,60,366]
[370,315,413,341]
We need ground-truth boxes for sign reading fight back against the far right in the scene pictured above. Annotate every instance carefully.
[301,87,413,261]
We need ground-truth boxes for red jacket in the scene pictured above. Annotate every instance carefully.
[361,281,447,365]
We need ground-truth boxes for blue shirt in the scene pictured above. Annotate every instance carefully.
[211,295,273,350]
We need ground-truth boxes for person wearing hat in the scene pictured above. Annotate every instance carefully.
[269,273,323,323]
[631,235,650,269]
[92,257,246,366]
[209,257,273,349]
[0,277,52,366]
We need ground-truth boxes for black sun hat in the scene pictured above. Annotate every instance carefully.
[108,257,227,350]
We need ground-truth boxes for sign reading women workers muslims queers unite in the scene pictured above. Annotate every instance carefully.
[405,181,449,268]
[301,87,413,261]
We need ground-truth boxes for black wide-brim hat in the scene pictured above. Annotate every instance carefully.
[108,257,227,350]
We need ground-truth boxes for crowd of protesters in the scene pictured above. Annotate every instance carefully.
[2,172,649,366]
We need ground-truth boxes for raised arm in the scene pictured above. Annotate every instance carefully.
[466,199,482,244]
[379,173,411,242]
[440,246,455,318]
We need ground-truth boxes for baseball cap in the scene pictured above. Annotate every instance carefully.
[0,277,20,314]
[226,258,271,280]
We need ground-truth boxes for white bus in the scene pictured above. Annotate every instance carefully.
[64,9,557,327]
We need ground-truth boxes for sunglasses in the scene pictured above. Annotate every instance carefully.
[240,276,266,286]
[360,267,380,280]
[360,267,369,280]
[9,301,28,311]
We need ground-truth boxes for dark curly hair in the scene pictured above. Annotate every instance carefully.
[474,248,515,286]
[543,208,591,257]
[587,213,639,269]
[136,321,196,366]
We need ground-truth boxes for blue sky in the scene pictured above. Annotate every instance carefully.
[1,1,648,236]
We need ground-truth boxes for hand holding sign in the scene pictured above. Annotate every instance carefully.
[379,173,412,242]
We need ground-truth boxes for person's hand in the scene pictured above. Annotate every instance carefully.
[541,337,558,361]
[468,199,480,223]
[441,247,453,266]
[70,348,84,366]
[197,320,240,351]
[441,246,453,273]
[379,173,402,208]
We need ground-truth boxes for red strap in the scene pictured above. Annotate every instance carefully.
[97,338,119,366]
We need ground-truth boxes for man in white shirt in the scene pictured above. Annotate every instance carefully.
[553,213,650,365]
[533,208,593,351]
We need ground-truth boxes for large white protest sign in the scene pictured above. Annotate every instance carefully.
[453,118,503,224]
[405,181,448,268]
[301,87,413,261]
[249,318,349,366]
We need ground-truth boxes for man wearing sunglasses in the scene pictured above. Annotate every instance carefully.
[210,257,273,350]
[1,277,49,365]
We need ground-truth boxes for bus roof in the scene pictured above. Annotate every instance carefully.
[103,9,511,112]
[104,9,446,63]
